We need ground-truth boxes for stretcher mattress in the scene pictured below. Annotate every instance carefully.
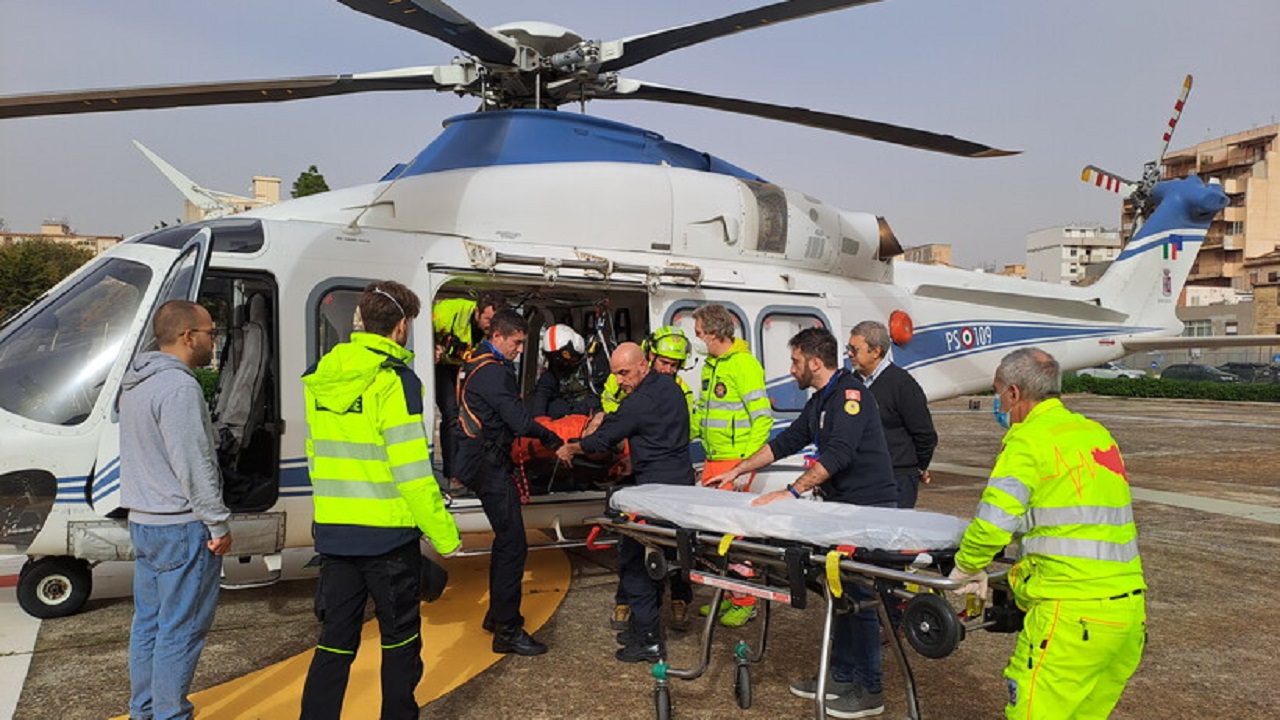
[610,485,968,551]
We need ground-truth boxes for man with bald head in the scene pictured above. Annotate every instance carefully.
[557,342,693,662]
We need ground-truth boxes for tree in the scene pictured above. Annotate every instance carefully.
[0,239,94,318]
[292,165,330,198]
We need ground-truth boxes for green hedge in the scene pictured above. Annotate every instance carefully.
[194,368,220,404]
[1062,374,1280,402]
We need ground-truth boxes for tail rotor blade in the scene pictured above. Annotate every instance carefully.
[1155,74,1193,164]
[1081,165,1136,196]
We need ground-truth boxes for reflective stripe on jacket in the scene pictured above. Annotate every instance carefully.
[302,332,460,555]
[956,398,1145,604]
[692,339,773,460]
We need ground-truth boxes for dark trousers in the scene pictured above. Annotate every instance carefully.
[895,469,922,509]
[434,364,462,479]
[614,553,692,606]
[470,464,528,628]
[300,540,423,720]
[831,584,883,693]
[618,536,664,636]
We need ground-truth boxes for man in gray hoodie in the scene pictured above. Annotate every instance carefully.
[120,299,233,720]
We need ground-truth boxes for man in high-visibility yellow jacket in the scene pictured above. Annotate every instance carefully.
[301,281,461,720]
[432,293,503,487]
[691,304,773,628]
[950,347,1146,720]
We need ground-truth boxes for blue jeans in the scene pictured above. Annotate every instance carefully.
[830,584,882,694]
[129,521,222,720]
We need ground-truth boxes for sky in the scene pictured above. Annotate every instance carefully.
[1,0,1278,268]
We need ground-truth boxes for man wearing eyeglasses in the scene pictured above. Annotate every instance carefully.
[846,321,937,509]
[120,299,233,720]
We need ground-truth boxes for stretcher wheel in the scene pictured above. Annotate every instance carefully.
[902,593,962,659]
[654,683,672,720]
[734,662,752,709]
[644,547,669,581]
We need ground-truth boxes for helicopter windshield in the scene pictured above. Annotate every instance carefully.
[0,259,152,426]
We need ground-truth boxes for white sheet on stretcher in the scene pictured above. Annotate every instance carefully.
[610,485,968,551]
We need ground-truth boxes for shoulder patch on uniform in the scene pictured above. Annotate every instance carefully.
[843,400,860,415]
[714,382,727,398]
[844,389,861,401]
[1007,678,1018,708]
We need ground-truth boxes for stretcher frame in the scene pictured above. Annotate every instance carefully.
[590,514,1018,720]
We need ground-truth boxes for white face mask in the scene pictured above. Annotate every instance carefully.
[690,337,709,356]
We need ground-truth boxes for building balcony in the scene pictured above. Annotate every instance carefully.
[1223,234,1245,251]
[1223,205,1247,222]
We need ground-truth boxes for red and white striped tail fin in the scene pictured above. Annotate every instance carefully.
[1156,74,1193,163]
[1081,165,1136,195]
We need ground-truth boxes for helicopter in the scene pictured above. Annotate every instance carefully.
[0,0,1229,618]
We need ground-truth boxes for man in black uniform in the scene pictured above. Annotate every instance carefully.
[709,327,896,719]
[456,309,563,656]
[847,320,937,509]
[556,342,693,663]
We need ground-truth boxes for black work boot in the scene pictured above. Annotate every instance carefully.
[492,626,547,656]
[615,631,663,663]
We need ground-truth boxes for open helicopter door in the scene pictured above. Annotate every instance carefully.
[86,228,213,524]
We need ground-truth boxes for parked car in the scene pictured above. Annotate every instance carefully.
[1216,362,1277,383]
[1160,363,1240,382]
[1077,362,1147,380]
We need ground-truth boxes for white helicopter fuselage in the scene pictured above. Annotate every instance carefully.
[0,110,1225,616]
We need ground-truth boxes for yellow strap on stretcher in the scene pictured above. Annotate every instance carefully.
[826,550,848,598]
[718,533,735,556]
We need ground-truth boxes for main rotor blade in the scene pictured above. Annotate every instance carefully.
[0,68,450,120]
[336,0,515,65]
[598,81,1018,158]
[599,0,884,74]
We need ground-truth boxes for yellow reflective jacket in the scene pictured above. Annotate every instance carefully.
[692,339,773,460]
[302,332,461,555]
[432,298,478,365]
[956,398,1145,605]
[602,372,693,421]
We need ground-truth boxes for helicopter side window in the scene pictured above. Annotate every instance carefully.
[315,288,364,358]
[759,311,826,412]
[0,259,151,425]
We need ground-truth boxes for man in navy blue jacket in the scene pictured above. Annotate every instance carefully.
[709,327,896,719]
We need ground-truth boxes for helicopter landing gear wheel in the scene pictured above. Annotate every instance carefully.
[16,556,92,619]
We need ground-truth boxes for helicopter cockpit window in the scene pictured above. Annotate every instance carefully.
[127,219,264,254]
[0,259,151,425]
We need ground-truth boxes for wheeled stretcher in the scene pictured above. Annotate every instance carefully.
[591,485,1023,720]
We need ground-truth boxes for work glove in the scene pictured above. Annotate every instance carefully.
[947,565,989,598]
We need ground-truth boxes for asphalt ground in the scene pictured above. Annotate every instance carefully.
[13,395,1280,719]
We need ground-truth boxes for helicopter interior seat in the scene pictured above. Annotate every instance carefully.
[212,292,277,511]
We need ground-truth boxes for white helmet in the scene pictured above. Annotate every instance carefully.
[541,323,586,359]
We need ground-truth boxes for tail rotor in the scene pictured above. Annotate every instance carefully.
[1080,74,1193,234]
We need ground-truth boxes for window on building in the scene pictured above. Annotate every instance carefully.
[1069,248,1078,257]
[1182,319,1212,337]
[1227,221,1245,235]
